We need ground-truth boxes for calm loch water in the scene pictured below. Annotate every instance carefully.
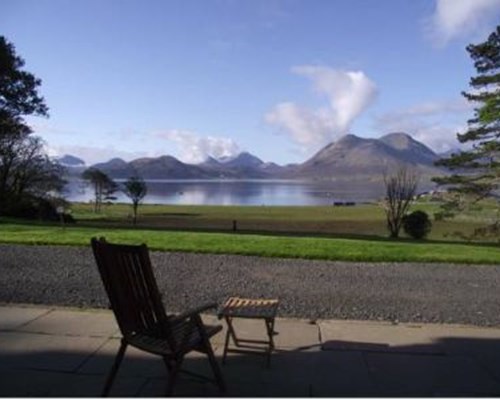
[65,179,382,206]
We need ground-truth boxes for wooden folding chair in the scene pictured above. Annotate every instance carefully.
[90,237,226,396]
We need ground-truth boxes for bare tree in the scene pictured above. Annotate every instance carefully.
[0,133,64,214]
[122,176,147,225]
[383,166,419,238]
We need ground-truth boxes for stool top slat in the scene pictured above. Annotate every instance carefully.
[218,297,279,319]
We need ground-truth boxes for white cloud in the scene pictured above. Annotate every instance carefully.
[412,124,468,154]
[378,118,467,154]
[292,66,378,131]
[265,102,335,148]
[427,0,500,45]
[374,98,472,153]
[265,65,377,152]
[155,129,240,163]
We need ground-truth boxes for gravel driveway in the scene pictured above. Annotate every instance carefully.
[1,244,500,326]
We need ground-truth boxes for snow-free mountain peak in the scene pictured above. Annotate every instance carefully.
[379,132,415,150]
[380,132,437,165]
[219,152,264,168]
[199,156,221,166]
[56,154,86,167]
[335,134,365,147]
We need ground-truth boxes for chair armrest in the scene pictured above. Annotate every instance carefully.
[169,302,218,323]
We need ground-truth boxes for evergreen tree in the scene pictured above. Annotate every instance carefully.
[82,168,118,213]
[434,26,500,238]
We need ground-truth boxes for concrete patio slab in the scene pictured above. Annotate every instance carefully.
[273,317,320,349]
[225,379,311,397]
[308,350,377,397]
[216,346,376,396]
[47,373,148,397]
[365,351,500,396]
[18,307,119,337]
[0,367,147,397]
[0,369,73,397]
[433,355,500,396]
[0,331,107,371]
[201,314,226,346]
[0,305,50,330]
[319,319,448,354]
[77,337,168,378]
[139,376,229,397]
[2,304,500,396]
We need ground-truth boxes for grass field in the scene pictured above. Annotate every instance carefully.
[0,201,498,265]
[68,201,494,241]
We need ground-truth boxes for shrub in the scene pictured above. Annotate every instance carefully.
[3,196,39,219]
[38,199,76,223]
[403,210,432,239]
[3,195,75,223]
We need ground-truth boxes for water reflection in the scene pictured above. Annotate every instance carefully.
[65,179,382,206]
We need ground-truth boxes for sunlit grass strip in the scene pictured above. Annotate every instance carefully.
[0,223,499,265]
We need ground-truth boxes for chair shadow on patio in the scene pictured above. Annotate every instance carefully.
[2,328,500,396]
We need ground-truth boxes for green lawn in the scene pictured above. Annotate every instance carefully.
[0,219,498,265]
[1,202,498,265]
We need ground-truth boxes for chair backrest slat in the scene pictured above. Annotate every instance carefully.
[91,237,172,342]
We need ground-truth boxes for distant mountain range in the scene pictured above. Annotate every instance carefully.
[55,132,450,190]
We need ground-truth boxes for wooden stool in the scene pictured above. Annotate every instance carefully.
[218,297,279,367]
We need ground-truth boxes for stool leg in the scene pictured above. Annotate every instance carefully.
[264,318,276,367]
[223,316,238,365]
[222,325,230,365]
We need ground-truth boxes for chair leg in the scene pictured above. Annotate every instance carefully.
[206,344,226,394]
[165,357,183,396]
[162,356,173,373]
[102,339,127,397]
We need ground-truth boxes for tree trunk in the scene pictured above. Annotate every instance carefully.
[132,202,138,226]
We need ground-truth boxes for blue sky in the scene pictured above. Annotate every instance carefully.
[2,0,500,165]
